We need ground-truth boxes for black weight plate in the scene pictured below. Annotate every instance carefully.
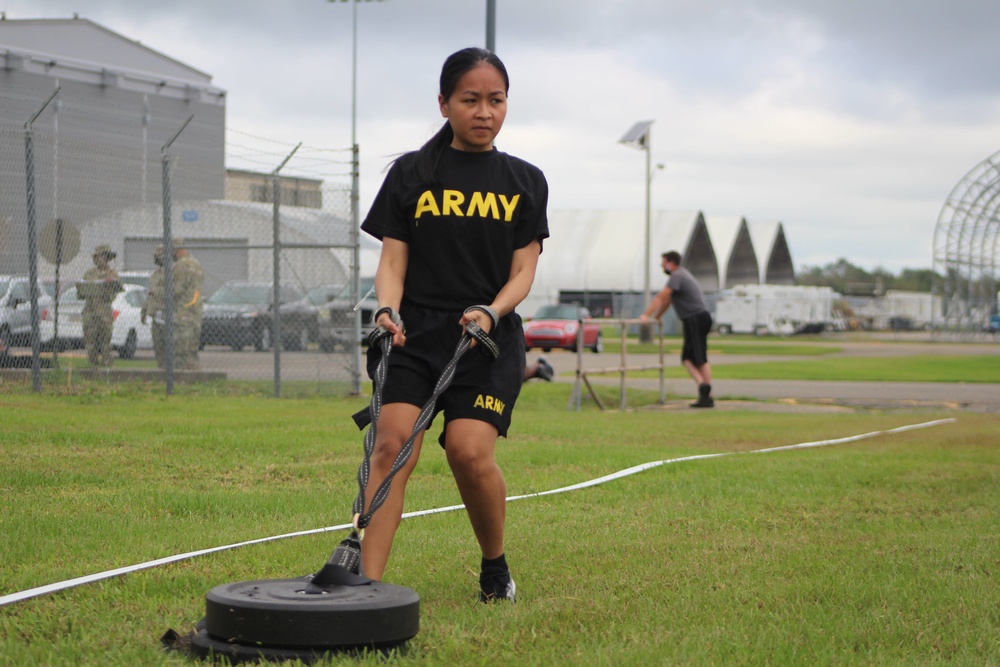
[203,576,420,649]
[188,625,412,663]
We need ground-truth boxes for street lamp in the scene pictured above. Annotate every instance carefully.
[619,119,655,340]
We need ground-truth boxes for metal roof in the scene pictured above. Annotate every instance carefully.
[0,18,222,99]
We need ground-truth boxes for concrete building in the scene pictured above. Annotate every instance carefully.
[0,17,226,274]
[62,200,353,298]
[225,169,324,210]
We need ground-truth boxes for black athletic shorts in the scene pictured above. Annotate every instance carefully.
[680,310,713,367]
[366,305,526,447]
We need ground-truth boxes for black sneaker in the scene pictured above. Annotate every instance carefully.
[690,395,715,408]
[479,570,516,603]
[536,357,554,382]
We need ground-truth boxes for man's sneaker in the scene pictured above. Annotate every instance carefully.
[536,357,554,382]
[479,571,516,603]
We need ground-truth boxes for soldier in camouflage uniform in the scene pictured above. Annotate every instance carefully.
[170,239,204,371]
[140,245,167,368]
[78,244,123,367]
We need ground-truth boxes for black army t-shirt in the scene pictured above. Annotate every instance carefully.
[362,146,549,311]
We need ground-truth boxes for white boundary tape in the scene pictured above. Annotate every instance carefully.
[0,417,955,607]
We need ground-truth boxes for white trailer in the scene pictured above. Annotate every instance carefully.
[714,284,836,336]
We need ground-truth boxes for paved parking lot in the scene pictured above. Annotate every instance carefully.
[196,347,360,383]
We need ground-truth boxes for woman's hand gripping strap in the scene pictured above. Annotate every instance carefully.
[367,306,403,347]
[464,320,500,360]
[464,305,500,360]
[464,304,499,331]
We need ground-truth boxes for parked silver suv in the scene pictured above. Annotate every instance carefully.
[315,277,377,351]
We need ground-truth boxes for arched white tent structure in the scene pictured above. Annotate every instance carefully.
[747,220,795,285]
[704,215,759,289]
[525,209,716,316]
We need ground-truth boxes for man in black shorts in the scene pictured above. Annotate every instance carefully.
[640,250,715,408]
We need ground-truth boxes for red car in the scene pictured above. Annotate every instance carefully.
[523,304,603,353]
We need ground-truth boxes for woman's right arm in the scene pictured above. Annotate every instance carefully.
[374,237,409,346]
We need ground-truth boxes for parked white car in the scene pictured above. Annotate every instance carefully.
[0,275,53,351]
[39,283,152,359]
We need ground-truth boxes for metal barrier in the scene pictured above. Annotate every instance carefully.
[569,318,666,411]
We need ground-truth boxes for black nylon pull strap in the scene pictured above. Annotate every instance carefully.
[464,320,500,360]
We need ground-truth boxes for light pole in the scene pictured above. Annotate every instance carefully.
[619,120,655,340]
[330,0,383,391]
[328,0,386,152]
[486,0,496,51]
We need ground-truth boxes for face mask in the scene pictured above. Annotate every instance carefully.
[663,267,671,276]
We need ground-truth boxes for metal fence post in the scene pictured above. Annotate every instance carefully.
[351,142,362,394]
[161,115,194,396]
[272,172,282,397]
[161,153,175,395]
[23,88,60,393]
[619,319,628,410]
[23,123,41,391]
[657,320,665,405]
[270,143,301,399]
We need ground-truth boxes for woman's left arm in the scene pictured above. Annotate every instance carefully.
[460,239,541,332]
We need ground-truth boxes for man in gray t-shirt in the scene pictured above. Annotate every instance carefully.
[640,250,715,408]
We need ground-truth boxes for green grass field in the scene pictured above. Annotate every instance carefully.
[1,369,998,665]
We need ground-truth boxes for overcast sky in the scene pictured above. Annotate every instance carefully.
[6,0,1000,273]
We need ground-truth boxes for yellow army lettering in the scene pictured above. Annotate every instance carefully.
[414,190,520,222]
[473,394,506,415]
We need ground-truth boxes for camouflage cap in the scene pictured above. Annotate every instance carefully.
[154,244,164,255]
[171,238,185,249]
[93,244,116,258]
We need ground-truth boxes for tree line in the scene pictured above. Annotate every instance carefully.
[796,258,939,295]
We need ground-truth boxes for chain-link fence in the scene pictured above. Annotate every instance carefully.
[1,87,363,396]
